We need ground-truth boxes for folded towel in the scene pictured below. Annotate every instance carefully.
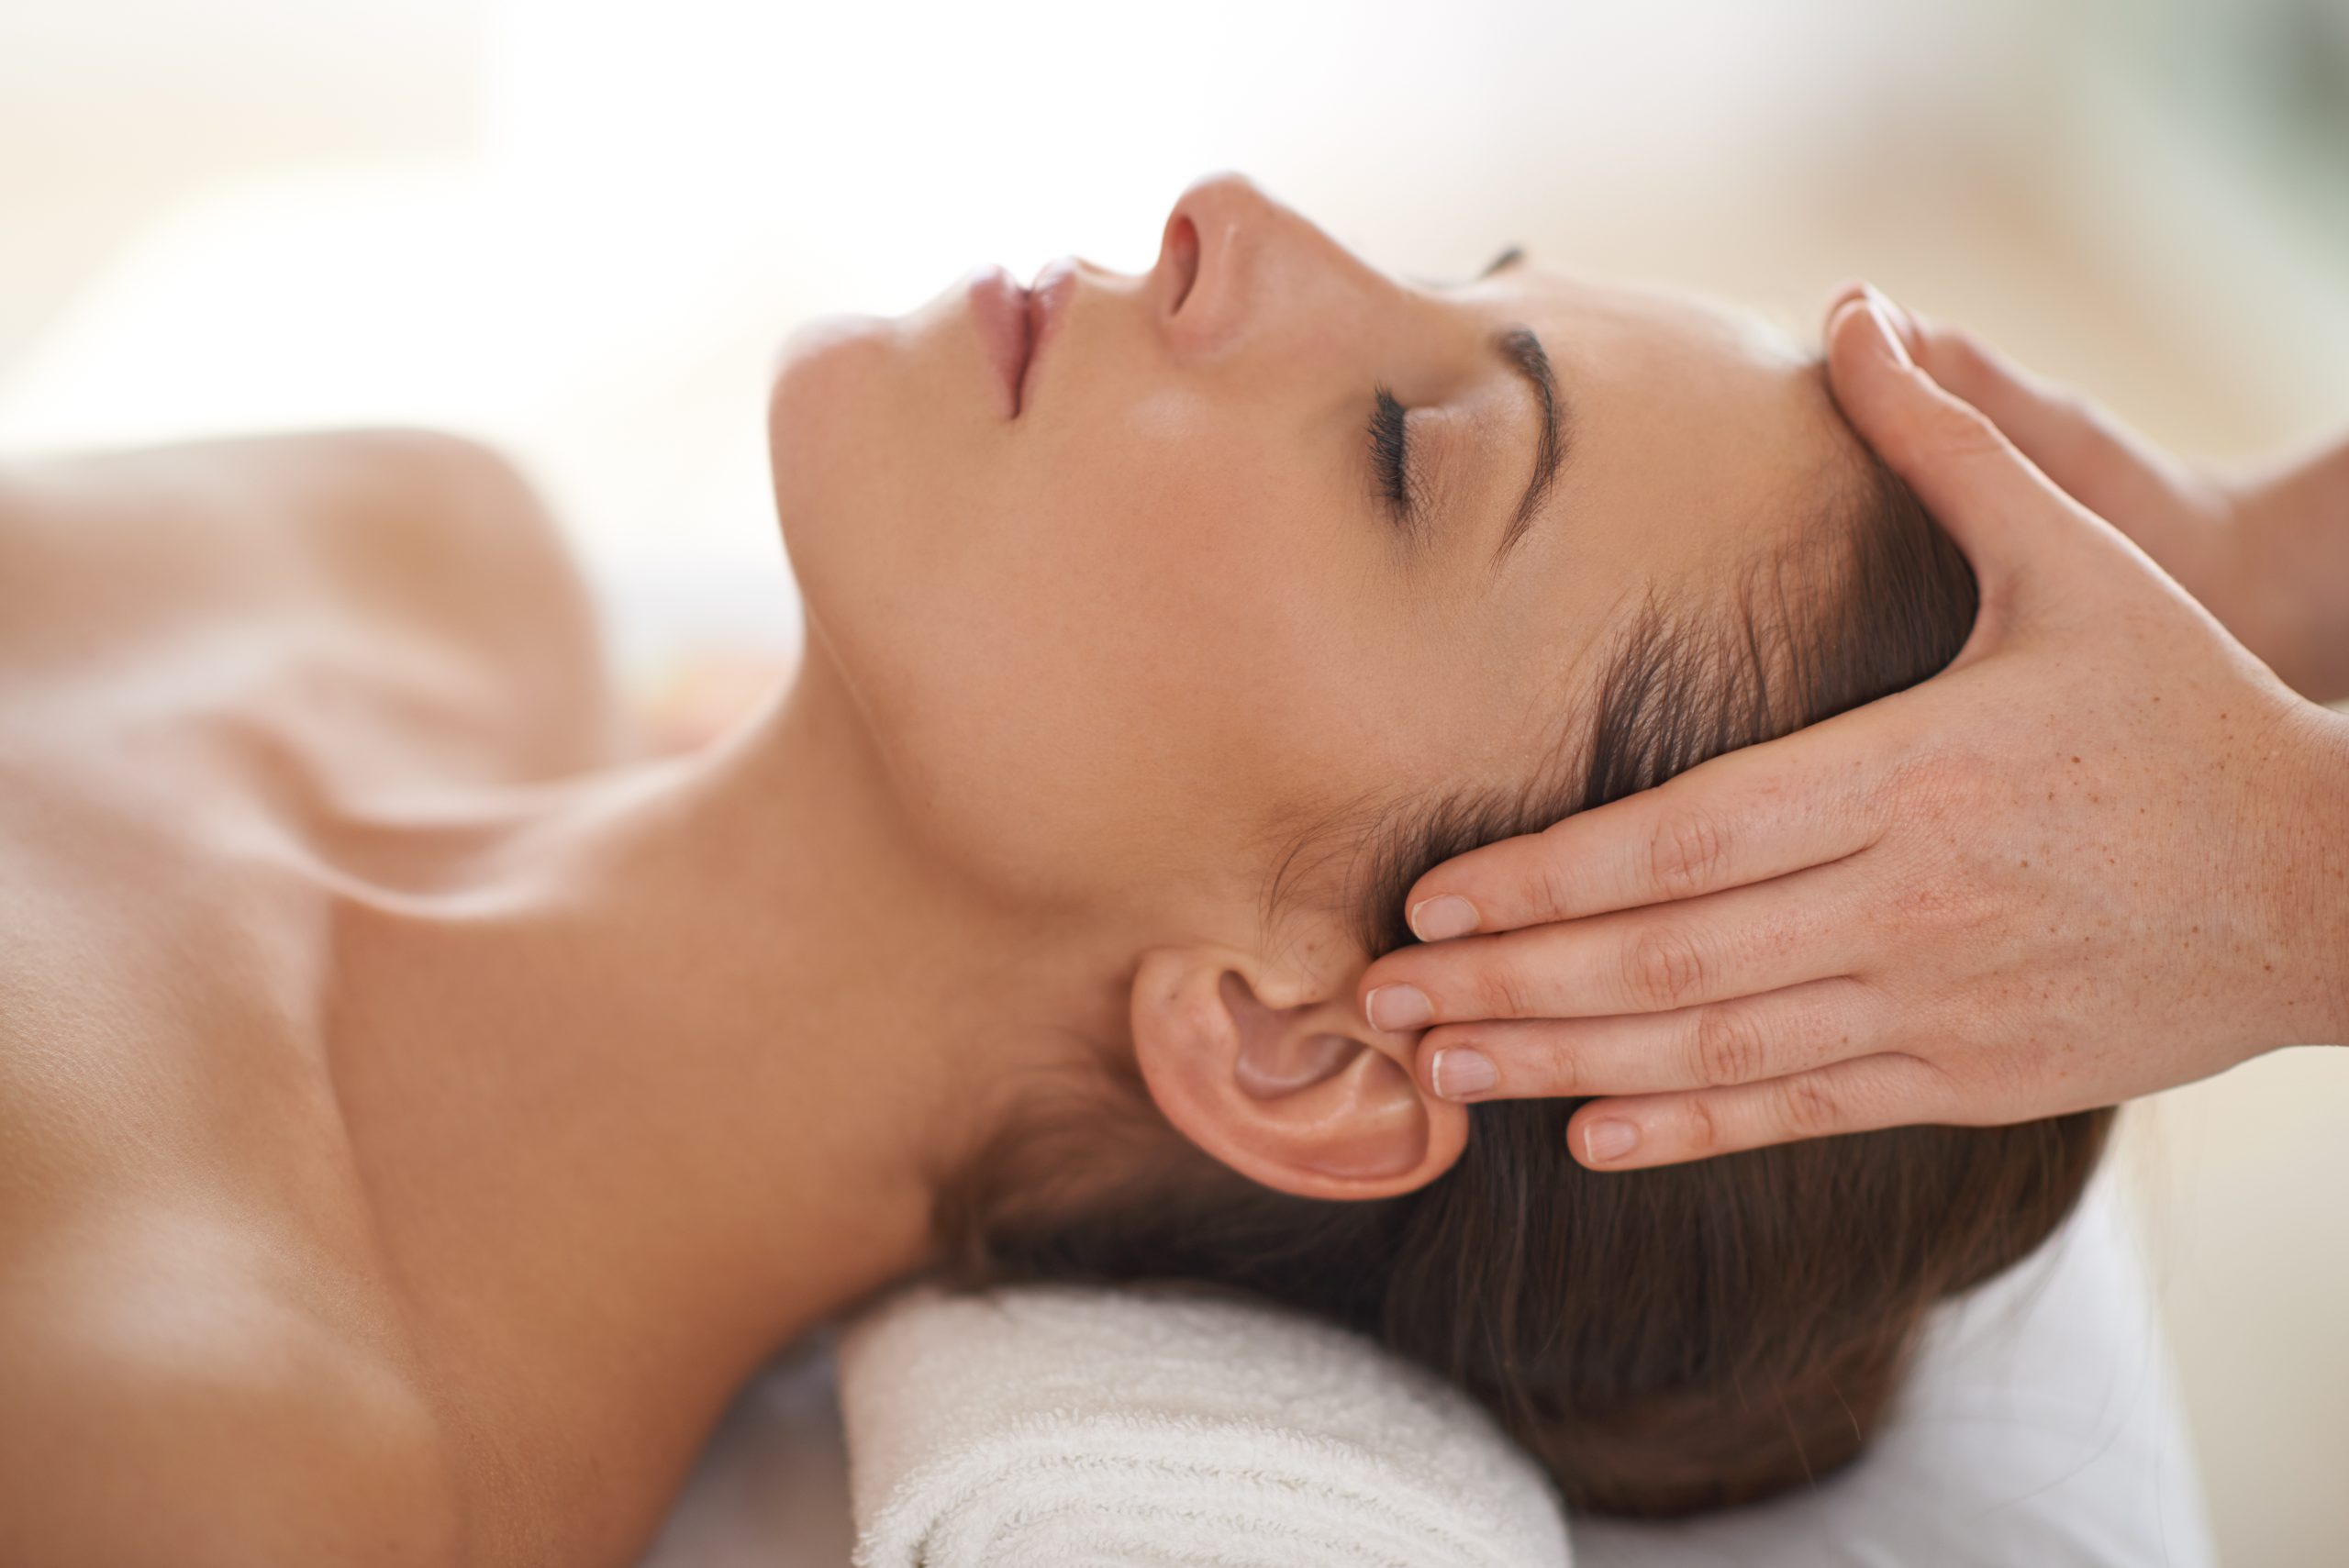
[835,1278,1573,1568]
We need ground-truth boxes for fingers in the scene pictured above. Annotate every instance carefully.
[1913,329,2176,518]
[1413,977,1881,1101]
[1831,288,2193,533]
[1823,288,2116,603]
[1383,716,1883,943]
[1561,1051,1954,1170]
[1364,862,1865,1031]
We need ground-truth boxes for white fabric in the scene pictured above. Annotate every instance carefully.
[1571,1170,2214,1567]
[639,1172,2210,1568]
[830,1280,1574,1568]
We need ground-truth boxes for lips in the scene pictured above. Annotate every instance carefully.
[968,257,1079,419]
[967,265,1033,419]
[1019,258,1077,415]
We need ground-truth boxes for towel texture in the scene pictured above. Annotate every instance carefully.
[836,1279,1573,1568]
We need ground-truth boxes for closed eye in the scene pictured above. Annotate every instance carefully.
[1364,245,1522,546]
[1367,384,1416,535]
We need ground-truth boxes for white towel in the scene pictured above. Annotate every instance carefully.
[835,1278,1573,1568]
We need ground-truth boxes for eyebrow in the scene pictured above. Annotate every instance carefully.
[1462,247,1566,565]
[1408,247,1566,562]
[1489,319,1564,564]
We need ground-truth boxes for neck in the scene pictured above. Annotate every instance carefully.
[317,646,1133,1545]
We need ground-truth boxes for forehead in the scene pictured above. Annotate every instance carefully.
[1486,267,1814,397]
[1477,268,1854,590]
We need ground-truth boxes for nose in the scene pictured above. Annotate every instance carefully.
[1153,170,1348,353]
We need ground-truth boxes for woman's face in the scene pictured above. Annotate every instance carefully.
[767,172,1850,944]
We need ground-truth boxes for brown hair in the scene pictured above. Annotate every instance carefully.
[916,406,2116,1518]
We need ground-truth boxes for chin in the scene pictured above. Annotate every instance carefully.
[764,270,997,573]
[762,290,996,766]
[765,310,896,567]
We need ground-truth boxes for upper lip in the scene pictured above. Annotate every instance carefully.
[1018,258,1079,414]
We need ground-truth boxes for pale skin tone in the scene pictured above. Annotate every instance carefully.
[0,173,2031,1563]
[1362,287,2349,1170]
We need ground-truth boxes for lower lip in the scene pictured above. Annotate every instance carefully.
[967,266,1032,419]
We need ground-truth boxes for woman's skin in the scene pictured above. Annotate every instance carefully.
[1360,290,2349,1169]
[3,173,1946,1565]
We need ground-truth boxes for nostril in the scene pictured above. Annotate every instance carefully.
[1163,214,1200,317]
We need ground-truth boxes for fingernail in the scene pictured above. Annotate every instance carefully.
[1582,1119,1640,1163]
[1364,984,1432,1031]
[1859,284,1913,367]
[1407,895,1478,942]
[1430,1047,1497,1099]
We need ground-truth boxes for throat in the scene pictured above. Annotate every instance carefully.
[306,660,1121,1558]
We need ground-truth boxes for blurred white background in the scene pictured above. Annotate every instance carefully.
[3,0,2345,1560]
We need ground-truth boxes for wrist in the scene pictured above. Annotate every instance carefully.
[2233,437,2349,704]
[2271,702,2349,1047]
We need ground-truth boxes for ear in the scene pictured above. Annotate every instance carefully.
[1129,945,1470,1201]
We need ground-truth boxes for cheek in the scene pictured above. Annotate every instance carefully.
[860,389,1394,910]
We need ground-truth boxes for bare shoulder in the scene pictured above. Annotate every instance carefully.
[0,1215,468,1567]
[3,421,553,536]
[1,424,624,773]
[267,424,591,603]
[3,422,594,628]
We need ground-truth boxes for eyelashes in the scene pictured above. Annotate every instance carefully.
[1367,384,1415,531]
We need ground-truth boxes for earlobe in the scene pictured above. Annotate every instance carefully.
[1129,947,1470,1201]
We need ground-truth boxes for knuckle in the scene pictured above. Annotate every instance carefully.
[1679,1095,1724,1156]
[1649,808,1731,898]
[1532,1033,1587,1096]
[1688,1005,1767,1087]
[1907,394,2001,462]
[1886,1048,1968,1116]
[1473,963,1536,1021]
[1529,852,1577,923]
[1777,1075,1843,1138]
[1625,924,1708,1010]
[1929,403,2011,465]
[1881,382,2006,470]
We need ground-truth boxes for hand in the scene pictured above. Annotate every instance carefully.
[1868,296,2349,703]
[1354,288,2349,1170]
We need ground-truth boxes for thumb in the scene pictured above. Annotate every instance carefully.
[1824,288,2121,617]
[1901,314,2207,535]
